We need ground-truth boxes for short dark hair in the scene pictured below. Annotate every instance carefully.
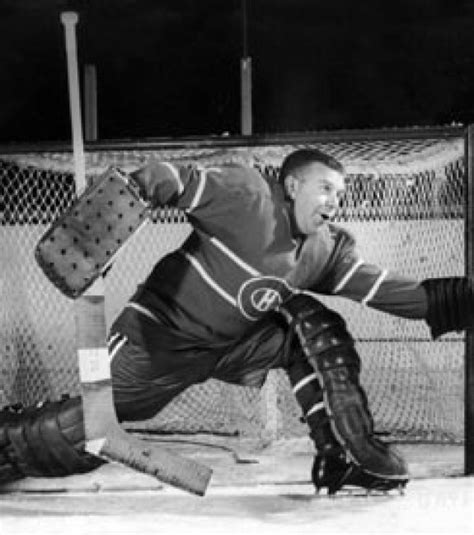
[278,148,345,185]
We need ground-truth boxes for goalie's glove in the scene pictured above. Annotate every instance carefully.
[35,167,151,298]
[422,277,474,339]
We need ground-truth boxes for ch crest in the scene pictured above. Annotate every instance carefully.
[237,276,295,320]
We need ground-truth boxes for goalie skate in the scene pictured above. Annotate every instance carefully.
[312,450,407,496]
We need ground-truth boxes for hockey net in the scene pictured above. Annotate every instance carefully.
[0,130,466,444]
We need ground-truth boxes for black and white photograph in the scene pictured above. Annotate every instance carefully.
[0,1,473,534]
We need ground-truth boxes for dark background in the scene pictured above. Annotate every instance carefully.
[1,0,474,143]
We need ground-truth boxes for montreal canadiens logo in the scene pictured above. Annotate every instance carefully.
[237,276,295,321]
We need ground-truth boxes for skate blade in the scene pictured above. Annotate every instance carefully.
[315,483,407,498]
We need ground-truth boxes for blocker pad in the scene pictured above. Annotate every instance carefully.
[35,167,150,298]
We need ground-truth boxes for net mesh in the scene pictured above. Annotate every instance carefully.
[0,132,465,443]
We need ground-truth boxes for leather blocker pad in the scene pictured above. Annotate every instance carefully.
[35,167,151,298]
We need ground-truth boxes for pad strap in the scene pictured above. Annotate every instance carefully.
[282,296,360,372]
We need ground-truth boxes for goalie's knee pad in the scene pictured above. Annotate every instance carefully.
[0,396,104,483]
[280,293,408,484]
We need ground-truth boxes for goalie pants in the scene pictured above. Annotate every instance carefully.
[110,306,296,422]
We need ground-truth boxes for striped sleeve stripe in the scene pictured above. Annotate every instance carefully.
[107,332,122,349]
[209,237,260,276]
[187,168,207,212]
[126,302,162,324]
[161,162,184,195]
[292,372,318,394]
[182,251,238,307]
[109,336,127,360]
[107,333,127,360]
[361,269,388,305]
[332,258,364,293]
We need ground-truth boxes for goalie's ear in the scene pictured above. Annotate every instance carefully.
[284,174,299,200]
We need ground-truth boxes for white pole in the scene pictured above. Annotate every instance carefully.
[61,15,103,306]
[61,11,86,193]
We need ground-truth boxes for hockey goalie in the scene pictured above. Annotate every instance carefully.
[2,148,472,495]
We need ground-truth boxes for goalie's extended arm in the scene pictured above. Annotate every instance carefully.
[34,161,200,299]
[129,160,197,208]
[317,226,473,339]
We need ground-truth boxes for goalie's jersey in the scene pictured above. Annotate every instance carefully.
[125,161,427,342]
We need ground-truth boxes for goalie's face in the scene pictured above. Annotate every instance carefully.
[285,162,345,235]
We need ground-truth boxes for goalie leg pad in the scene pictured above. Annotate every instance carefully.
[1,396,104,482]
[281,293,408,483]
[0,406,24,483]
[35,167,150,298]
[422,277,474,339]
[287,359,340,456]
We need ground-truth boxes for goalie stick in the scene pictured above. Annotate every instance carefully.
[35,11,212,496]
[35,173,212,494]
[76,279,212,496]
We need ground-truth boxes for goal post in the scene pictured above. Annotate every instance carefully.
[465,125,474,475]
[0,126,471,469]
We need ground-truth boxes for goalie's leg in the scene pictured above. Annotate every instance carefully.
[281,293,409,492]
[0,396,104,484]
[288,359,406,493]
[288,359,352,493]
